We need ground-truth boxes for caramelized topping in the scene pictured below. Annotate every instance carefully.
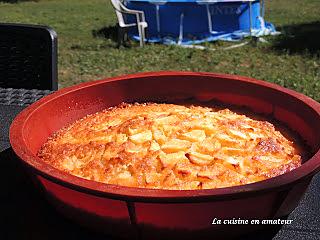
[38,103,302,190]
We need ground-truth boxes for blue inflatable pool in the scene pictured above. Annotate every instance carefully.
[125,0,276,45]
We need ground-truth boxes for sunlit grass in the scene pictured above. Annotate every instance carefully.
[0,0,319,101]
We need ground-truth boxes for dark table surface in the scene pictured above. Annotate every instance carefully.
[0,88,319,240]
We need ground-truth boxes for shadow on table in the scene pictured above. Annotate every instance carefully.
[0,148,110,240]
[272,21,320,56]
[239,225,283,240]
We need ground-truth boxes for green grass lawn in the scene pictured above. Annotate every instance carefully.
[0,0,319,101]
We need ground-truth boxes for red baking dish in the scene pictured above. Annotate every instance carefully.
[10,72,320,239]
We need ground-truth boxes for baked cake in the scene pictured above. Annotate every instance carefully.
[38,103,302,190]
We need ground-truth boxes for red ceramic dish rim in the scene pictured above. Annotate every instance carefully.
[10,71,320,203]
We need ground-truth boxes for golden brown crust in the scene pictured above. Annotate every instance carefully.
[38,103,302,190]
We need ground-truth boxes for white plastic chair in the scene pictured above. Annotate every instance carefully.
[110,0,148,47]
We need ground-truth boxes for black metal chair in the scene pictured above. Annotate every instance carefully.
[0,23,58,90]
